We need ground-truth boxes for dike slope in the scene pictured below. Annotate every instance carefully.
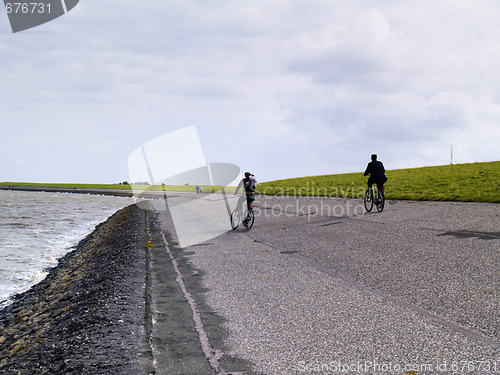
[0,205,152,374]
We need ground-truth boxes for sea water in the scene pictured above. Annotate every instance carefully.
[0,190,135,308]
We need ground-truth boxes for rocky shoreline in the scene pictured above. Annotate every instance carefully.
[0,204,152,374]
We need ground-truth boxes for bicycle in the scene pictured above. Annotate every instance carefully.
[230,204,255,230]
[364,185,385,212]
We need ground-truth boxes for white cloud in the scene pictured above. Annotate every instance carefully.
[0,0,499,183]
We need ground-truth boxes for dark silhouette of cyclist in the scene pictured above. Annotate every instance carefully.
[234,172,257,227]
[364,154,388,189]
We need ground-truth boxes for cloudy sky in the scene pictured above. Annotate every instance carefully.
[1,0,499,184]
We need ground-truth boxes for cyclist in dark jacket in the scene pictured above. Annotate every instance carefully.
[364,154,388,188]
[234,172,257,227]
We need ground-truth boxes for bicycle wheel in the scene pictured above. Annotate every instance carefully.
[364,188,373,212]
[230,208,240,230]
[376,188,385,212]
[244,209,255,230]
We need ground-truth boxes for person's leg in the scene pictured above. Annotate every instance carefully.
[246,195,255,212]
[367,176,374,188]
[244,194,255,225]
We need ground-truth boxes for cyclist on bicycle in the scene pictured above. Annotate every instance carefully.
[234,172,257,227]
[364,154,388,189]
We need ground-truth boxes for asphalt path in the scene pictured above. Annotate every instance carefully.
[150,194,499,374]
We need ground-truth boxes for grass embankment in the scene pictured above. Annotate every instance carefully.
[2,162,498,202]
[256,161,500,203]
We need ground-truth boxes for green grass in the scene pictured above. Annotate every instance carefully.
[2,161,499,202]
[256,161,500,203]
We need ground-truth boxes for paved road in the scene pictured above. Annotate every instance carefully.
[149,194,499,374]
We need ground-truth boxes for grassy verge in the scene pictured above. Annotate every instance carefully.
[256,161,500,203]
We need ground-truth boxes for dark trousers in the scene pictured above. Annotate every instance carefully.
[238,194,255,213]
[246,193,255,211]
[367,176,387,188]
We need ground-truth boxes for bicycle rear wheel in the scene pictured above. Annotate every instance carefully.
[230,209,240,230]
[364,189,373,212]
[376,188,385,212]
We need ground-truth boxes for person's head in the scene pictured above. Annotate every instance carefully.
[371,154,377,161]
[244,171,251,178]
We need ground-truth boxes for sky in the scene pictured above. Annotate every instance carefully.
[1,0,499,184]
